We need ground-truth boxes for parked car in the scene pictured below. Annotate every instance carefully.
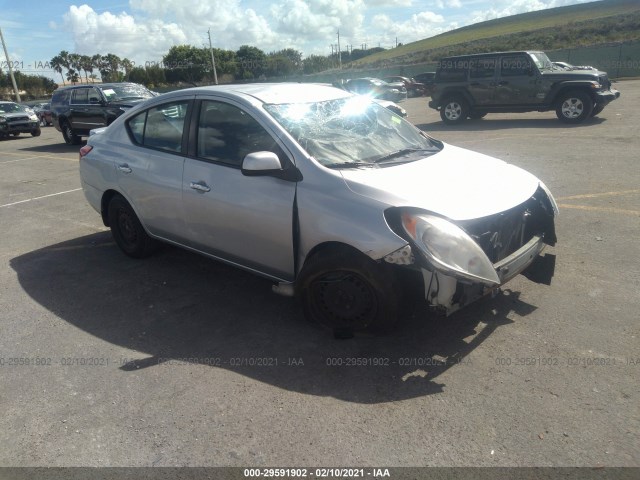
[413,72,436,95]
[51,82,156,145]
[79,83,557,335]
[33,102,53,126]
[429,50,619,124]
[0,101,41,139]
[382,76,427,97]
[344,77,407,102]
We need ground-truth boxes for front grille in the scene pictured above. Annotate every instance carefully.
[458,187,556,263]
[8,116,29,123]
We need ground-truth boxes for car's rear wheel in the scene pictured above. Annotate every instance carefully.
[556,91,593,123]
[31,128,41,137]
[61,121,81,145]
[11,133,20,137]
[107,194,159,258]
[298,247,398,336]
[440,97,469,124]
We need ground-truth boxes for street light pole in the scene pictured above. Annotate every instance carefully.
[207,28,218,85]
[0,27,21,102]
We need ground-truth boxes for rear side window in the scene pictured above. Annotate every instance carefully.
[126,101,190,154]
[436,59,468,82]
[52,89,71,106]
[71,89,89,105]
[470,58,497,79]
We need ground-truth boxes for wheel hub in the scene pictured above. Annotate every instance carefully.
[315,272,375,328]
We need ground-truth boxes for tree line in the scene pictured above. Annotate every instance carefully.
[48,44,389,88]
[1,43,390,99]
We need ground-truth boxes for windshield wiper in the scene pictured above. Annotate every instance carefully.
[372,147,430,164]
[325,162,377,169]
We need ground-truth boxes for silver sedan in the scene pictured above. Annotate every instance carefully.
[79,83,558,335]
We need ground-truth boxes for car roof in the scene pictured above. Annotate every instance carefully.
[53,82,145,91]
[159,82,351,105]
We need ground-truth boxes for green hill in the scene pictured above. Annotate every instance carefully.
[353,0,640,67]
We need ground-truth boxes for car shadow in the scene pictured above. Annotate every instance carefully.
[418,116,607,132]
[10,233,538,404]
[18,141,85,154]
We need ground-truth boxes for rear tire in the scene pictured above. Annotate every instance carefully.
[298,247,399,335]
[61,121,81,145]
[556,91,593,123]
[107,194,159,258]
[440,97,469,124]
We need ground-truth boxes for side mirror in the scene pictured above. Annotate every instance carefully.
[241,151,302,182]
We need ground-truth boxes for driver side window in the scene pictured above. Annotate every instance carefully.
[197,100,282,167]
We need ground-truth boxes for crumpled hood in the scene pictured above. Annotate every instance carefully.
[340,143,541,221]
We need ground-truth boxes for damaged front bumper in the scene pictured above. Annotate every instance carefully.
[419,234,550,315]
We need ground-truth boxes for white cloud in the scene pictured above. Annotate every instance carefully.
[371,11,447,46]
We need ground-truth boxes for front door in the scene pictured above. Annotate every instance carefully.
[495,55,543,106]
[182,98,297,281]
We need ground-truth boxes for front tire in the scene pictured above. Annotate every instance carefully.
[556,91,593,123]
[591,105,605,117]
[31,128,41,137]
[107,194,158,258]
[298,248,399,335]
[61,121,81,145]
[440,97,469,124]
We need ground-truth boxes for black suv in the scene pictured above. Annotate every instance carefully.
[51,83,156,144]
[428,51,620,124]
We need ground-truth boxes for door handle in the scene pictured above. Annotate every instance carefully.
[190,181,211,193]
[117,164,132,174]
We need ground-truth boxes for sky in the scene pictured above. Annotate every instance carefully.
[1,0,592,79]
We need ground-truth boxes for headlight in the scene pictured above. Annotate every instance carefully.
[0,117,6,124]
[29,114,38,121]
[539,181,559,216]
[401,212,500,285]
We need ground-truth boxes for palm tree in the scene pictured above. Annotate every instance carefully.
[66,68,80,84]
[50,55,66,85]
[121,58,134,81]
[68,53,82,83]
[79,55,93,83]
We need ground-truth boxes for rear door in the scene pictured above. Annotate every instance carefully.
[181,97,297,281]
[468,56,497,106]
[115,98,192,243]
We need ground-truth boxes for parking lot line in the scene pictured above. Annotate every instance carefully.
[557,189,640,201]
[0,151,77,162]
[557,204,640,216]
[0,188,82,209]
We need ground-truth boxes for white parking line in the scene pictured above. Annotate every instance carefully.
[0,188,82,209]
[0,156,43,164]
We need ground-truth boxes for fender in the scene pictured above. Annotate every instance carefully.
[545,80,597,106]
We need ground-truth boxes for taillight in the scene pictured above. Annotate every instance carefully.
[79,145,93,160]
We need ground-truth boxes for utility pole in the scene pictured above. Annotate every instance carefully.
[207,28,218,85]
[337,29,342,69]
[0,27,21,102]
